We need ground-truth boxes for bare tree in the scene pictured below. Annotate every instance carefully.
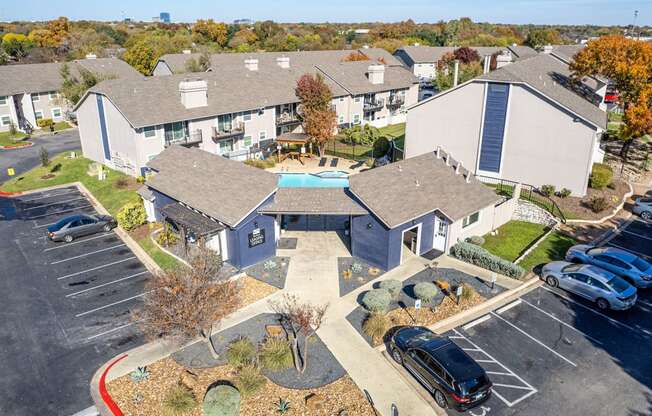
[135,244,237,359]
[270,294,328,374]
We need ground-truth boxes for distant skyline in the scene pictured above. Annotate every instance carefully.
[0,0,650,26]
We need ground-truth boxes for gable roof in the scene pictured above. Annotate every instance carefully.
[549,44,585,64]
[479,53,607,129]
[260,188,368,216]
[146,146,277,228]
[348,151,501,228]
[316,61,418,95]
[394,45,536,65]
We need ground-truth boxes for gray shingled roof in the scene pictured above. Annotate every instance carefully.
[316,61,418,95]
[146,146,278,228]
[479,53,606,129]
[0,58,141,97]
[348,151,501,228]
[549,44,585,64]
[260,188,368,216]
[395,46,513,64]
[506,45,538,59]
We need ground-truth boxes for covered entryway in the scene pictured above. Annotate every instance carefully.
[284,214,350,231]
[401,224,421,260]
[160,202,226,258]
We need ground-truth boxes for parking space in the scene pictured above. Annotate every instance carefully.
[0,187,149,415]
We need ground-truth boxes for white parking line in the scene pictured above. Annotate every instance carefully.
[18,189,79,202]
[65,271,148,297]
[637,299,652,309]
[463,315,491,330]
[56,257,136,280]
[520,298,603,345]
[492,383,534,391]
[30,205,93,222]
[22,196,86,211]
[44,232,115,252]
[605,242,652,261]
[75,291,150,318]
[496,299,522,314]
[541,286,652,337]
[490,312,578,367]
[86,321,136,341]
[50,244,126,265]
[621,229,652,242]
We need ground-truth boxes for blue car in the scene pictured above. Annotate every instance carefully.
[565,245,652,289]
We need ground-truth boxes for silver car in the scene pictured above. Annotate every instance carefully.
[541,262,637,310]
[566,245,652,289]
[633,197,652,220]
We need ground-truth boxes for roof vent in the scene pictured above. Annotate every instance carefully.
[179,79,208,109]
[543,44,554,54]
[367,64,385,85]
[182,49,192,54]
[245,58,259,71]
[277,56,290,69]
[85,53,97,60]
[445,153,451,166]
[465,172,471,183]
[455,161,463,175]
[415,179,420,187]
[436,146,442,159]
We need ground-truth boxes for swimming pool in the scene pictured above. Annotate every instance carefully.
[277,171,349,188]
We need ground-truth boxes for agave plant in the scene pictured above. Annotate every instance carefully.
[130,366,150,383]
[276,398,291,414]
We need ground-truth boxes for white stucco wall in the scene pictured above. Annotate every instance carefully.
[152,61,173,76]
[102,96,139,175]
[77,93,106,165]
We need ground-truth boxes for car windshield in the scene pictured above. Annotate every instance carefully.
[605,276,631,293]
[586,247,607,256]
[561,264,584,273]
[50,216,76,231]
[457,375,489,395]
[632,257,651,272]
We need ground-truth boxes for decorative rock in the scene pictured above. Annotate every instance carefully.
[512,200,558,227]
[265,324,284,338]
[305,393,323,410]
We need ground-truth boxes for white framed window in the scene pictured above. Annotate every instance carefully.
[48,91,59,100]
[353,114,361,125]
[34,111,44,120]
[243,112,252,122]
[354,96,361,103]
[339,97,344,102]
[462,211,480,228]
[143,126,157,138]
[31,94,40,102]
[338,115,344,124]
[0,96,7,106]
[51,108,62,119]
[1,115,11,126]
[243,135,252,147]
[259,131,266,141]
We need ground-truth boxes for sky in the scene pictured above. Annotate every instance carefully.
[0,0,650,26]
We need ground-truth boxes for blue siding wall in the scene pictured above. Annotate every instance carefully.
[96,94,111,161]
[227,196,276,270]
[478,83,510,173]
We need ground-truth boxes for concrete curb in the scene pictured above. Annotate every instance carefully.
[566,182,634,225]
[149,227,190,267]
[0,141,34,150]
[514,225,557,265]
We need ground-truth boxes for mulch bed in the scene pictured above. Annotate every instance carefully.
[243,256,290,289]
[338,257,385,297]
[238,276,278,307]
[107,357,374,416]
[550,179,630,221]
[346,267,505,347]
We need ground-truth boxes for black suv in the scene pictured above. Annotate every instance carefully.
[390,326,492,411]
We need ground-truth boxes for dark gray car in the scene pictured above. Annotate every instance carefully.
[47,214,117,242]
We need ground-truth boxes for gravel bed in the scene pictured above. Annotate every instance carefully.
[243,256,290,289]
[337,257,386,297]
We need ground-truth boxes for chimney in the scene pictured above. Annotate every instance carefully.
[179,79,208,109]
[455,161,463,174]
[85,53,97,60]
[453,60,460,87]
[367,64,385,85]
[244,58,259,71]
[436,145,442,159]
[496,50,512,68]
[483,55,491,74]
[543,44,554,54]
[276,56,290,69]
[182,49,192,54]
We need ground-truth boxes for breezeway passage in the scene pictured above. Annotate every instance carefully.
[0,187,150,416]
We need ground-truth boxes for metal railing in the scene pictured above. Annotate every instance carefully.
[364,98,385,111]
[386,96,405,109]
[164,129,202,147]
[276,112,301,125]
[474,174,567,223]
[212,122,244,140]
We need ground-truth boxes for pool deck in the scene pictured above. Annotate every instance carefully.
[266,155,368,175]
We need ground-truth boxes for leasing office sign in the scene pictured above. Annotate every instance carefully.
[248,228,265,248]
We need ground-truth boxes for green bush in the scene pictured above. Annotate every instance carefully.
[116,201,146,231]
[459,283,477,302]
[361,288,392,313]
[37,118,54,128]
[39,147,50,167]
[451,241,525,279]
[163,384,196,415]
[259,337,293,371]
[226,337,256,368]
[558,188,572,198]
[203,384,240,416]
[156,229,179,247]
[588,196,610,213]
[234,365,266,397]
[379,279,402,300]
[414,282,439,303]
[244,158,276,169]
[590,163,613,190]
[466,235,485,245]
[373,137,390,157]
[136,175,146,183]
[540,184,555,197]
[362,312,388,343]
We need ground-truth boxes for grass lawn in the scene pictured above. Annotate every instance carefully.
[53,121,72,131]
[135,225,180,271]
[608,111,623,123]
[2,150,179,270]
[482,220,549,262]
[607,122,621,134]
[0,131,29,146]
[518,231,578,272]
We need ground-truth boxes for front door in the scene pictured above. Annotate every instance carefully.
[433,215,448,251]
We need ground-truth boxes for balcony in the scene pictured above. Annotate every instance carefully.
[364,98,385,112]
[211,122,244,142]
[276,112,301,126]
[386,96,405,110]
[164,129,202,147]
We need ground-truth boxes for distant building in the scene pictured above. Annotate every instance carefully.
[160,12,171,23]
[151,16,161,23]
[234,18,253,25]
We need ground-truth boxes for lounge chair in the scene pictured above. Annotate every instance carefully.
[330,158,339,167]
[318,157,327,167]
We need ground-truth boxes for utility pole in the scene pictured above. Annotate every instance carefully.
[632,10,639,40]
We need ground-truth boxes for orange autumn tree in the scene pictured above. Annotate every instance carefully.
[295,73,337,157]
[570,35,652,159]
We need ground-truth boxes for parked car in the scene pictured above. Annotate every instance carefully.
[566,245,652,289]
[390,326,492,411]
[541,262,637,310]
[47,214,117,242]
[633,197,652,220]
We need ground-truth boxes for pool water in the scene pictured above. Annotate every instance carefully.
[277,171,349,188]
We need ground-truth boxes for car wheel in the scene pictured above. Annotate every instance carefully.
[64,234,73,243]
[546,275,559,288]
[102,224,112,232]
[391,348,403,365]
[596,298,610,310]
[434,389,448,409]
[642,211,652,221]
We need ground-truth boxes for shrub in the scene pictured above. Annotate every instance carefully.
[379,279,402,300]
[590,163,613,190]
[37,118,54,128]
[163,384,196,415]
[351,262,363,274]
[361,288,391,313]
[130,366,150,383]
[373,137,390,157]
[234,365,266,397]
[263,259,278,270]
[558,188,572,198]
[115,176,130,189]
[116,201,146,231]
[136,175,146,183]
[203,384,240,416]
[540,184,555,197]
[226,337,256,368]
[244,158,275,169]
[451,241,525,279]
[435,279,450,292]
[362,312,388,343]
[275,398,291,414]
[39,147,50,167]
[459,283,477,302]
[414,282,439,303]
[466,235,485,246]
[156,229,178,247]
[588,196,609,213]
[259,337,293,371]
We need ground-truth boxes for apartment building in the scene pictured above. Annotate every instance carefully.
[75,57,418,176]
[0,57,141,133]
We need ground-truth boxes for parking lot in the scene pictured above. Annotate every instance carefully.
[0,186,149,415]
[602,218,652,263]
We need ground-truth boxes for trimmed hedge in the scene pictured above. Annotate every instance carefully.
[590,163,613,190]
[379,279,402,300]
[414,282,439,303]
[361,288,391,313]
[451,241,525,279]
[116,201,146,231]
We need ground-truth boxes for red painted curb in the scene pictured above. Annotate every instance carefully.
[0,142,34,150]
[99,354,128,416]
[0,190,22,196]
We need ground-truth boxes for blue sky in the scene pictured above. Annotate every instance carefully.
[0,0,650,26]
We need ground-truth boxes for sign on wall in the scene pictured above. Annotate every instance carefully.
[248,228,265,248]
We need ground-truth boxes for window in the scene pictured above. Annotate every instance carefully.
[478,83,510,173]
[338,115,345,124]
[354,96,361,103]
[34,111,44,120]
[0,96,6,106]
[31,94,40,102]
[243,112,252,122]
[219,140,233,153]
[353,114,361,125]
[462,211,480,228]
[143,126,157,138]
[1,115,11,126]
[243,135,252,147]
[258,131,266,141]
[568,273,589,283]
[51,108,62,119]
[339,97,344,102]
[49,91,59,100]
[587,278,608,291]
[606,256,631,270]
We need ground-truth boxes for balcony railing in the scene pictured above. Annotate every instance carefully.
[276,112,301,126]
[164,129,202,147]
[387,96,405,109]
[364,98,385,111]
[212,122,244,141]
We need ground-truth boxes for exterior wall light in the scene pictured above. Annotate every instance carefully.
[367,223,373,229]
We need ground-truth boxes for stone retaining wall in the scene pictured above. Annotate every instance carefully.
[512,200,558,227]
